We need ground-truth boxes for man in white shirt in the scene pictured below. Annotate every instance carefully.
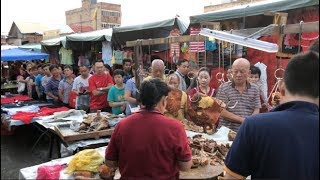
[72,65,92,112]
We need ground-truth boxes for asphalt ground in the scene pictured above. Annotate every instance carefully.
[1,124,57,179]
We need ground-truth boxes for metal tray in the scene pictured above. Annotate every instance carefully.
[54,123,114,142]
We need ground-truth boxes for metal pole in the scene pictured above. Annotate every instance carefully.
[80,14,82,32]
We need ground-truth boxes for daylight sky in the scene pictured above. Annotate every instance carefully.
[1,0,212,34]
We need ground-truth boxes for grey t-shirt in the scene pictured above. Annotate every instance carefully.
[58,78,74,104]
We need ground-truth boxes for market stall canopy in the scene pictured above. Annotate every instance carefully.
[1,45,18,50]
[112,17,190,49]
[190,0,319,24]
[1,48,49,61]
[66,28,112,42]
[18,43,42,51]
[40,36,66,47]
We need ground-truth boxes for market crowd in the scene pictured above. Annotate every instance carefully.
[12,39,319,179]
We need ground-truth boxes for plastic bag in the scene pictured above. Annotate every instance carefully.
[65,149,104,174]
[36,164,64,180]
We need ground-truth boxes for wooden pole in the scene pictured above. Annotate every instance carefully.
[125,21,319,47]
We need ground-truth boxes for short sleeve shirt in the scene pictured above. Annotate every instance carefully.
[72,75,91,108]
[107,85,125,115]
[58,78,74,104]
[88,72,114,110]
[105,110,192,179]
[45,76,62,98]
[224,101,319,179]
[216,81,261,132]
[124,78,137,116]
[35,74,44,95]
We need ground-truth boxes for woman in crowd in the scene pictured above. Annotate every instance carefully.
[17,67,29,95]
[188,67,216,99]
[105,78,192,179]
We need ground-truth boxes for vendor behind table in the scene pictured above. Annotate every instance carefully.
[105,78,192,179]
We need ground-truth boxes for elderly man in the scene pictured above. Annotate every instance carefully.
[222,51,319,179]
[216,58,261,132]
[143,59,167,82]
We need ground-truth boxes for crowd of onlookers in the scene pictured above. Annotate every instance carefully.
[17,55,267,130]
[13,39,319,133]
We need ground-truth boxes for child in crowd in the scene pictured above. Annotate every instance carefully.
[107,69,126,115]
[248,65,269,113]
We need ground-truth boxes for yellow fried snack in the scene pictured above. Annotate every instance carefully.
[198,96,214,109]
[65,149,104,174]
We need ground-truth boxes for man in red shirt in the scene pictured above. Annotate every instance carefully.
[88,60,114,112]
[105,79,192,179]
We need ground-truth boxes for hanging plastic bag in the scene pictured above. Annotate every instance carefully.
[111,51,116,65]
[36,164,65,180]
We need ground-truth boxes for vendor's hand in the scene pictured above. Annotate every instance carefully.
[214,98,226,108]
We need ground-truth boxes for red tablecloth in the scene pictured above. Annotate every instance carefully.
[1,95,31,104]
[11,106,70,124]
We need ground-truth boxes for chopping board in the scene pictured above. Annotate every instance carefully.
[180,165,224,179]
[114,165,223,179]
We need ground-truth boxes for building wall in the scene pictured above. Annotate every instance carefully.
[66,0,121,31]
[204,0,265,12]
[1,36,7,45]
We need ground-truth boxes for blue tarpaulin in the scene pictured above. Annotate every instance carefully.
[1,48,49,61]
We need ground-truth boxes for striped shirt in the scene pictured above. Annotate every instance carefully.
[58,78,74,104]
[216,81,261,132]
[41,75,53,100]
[45,76,62,98]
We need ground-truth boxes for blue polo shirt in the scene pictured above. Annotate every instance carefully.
[225,101,319,180]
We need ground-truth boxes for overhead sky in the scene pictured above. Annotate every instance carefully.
[1,0,210,34]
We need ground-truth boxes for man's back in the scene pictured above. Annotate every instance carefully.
[225,101,319,179]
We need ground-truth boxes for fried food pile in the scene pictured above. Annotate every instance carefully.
[228,130,237,141]
[189,135,230,168]
[185,95,226,134]
[78,110,109,133]
[181,119,204,132]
